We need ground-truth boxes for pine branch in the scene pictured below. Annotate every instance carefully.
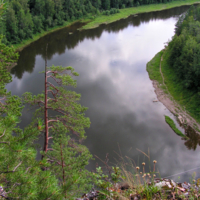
[46,81,59,91]
[47,75,62,85]
[47,119,59,123]
[60,143,65,185]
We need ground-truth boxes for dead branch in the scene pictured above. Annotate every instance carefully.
[13,161,22,172]
[0,130,6,138]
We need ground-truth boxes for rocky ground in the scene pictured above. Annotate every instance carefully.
[77,178,200,200]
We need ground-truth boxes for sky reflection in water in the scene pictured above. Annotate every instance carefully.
[7,7,200,182]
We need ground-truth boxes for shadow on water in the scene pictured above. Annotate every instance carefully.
[11,5,190,79]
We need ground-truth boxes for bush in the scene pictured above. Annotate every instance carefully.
[103,9,119,16]
[103,10,110,15]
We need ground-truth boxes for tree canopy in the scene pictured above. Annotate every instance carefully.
[167,5,200,91]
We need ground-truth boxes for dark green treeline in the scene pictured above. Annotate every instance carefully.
[1,0,176,44]
[167,5,200,92]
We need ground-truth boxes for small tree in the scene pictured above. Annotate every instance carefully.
[23,57,93,198]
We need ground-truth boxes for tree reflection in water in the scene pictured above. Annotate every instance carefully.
[184,126,200,150]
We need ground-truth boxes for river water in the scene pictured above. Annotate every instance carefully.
[7,5,200,182]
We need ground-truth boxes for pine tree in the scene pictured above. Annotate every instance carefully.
[0,36,62,199]
[23,51,93,198]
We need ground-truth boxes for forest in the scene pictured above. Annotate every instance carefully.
[167,5,200,92]
[0,0,181,44]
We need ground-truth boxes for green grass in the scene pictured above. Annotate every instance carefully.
[147,45,200,125]
[14,0,200,51]
[165,115,187,138]
[161,48,200,123]
[146,50,163,84]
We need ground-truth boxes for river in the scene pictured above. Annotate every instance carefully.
[7,5,200,182]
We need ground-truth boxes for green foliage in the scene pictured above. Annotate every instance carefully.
[0,0,8,21]
[23,65,92,199]
[93,166,123,199]
[0,120,61,199]
[0,58,93,198]
[1,7,92,197]
[0,35,18,95]
[103,8,120,15]
[0,0,196,44]
[0,34,62,198]
[158,5,200,123]
[94,167,111,189]
[142,184,160,200]
[159,47,200,123]
[46,134,93,199]
[146,50,163,84]
[165,115,187,138]
[168,5,200,91]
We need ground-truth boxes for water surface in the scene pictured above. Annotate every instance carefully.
[7,6,200,182]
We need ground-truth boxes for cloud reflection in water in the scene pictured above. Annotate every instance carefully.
[6,9,200,182]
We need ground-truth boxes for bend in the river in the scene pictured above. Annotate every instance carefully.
[7,5,200,182]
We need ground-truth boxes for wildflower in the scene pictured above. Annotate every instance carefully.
[143,173,146,177]
[153,174,156,177]
[136,166,140,171]
[153,160,157,172]
[142,162,145,173]
[140,172,142,174]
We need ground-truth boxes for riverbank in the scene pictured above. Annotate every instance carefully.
[13,20,89,52]
[82,0,200,30]
[147,49,200,138]
[14,0,200,52]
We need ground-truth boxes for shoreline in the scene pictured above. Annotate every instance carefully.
[14,0,200,52]
[82,1,200,30]
[148,51,200,138]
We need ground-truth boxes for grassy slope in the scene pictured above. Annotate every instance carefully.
[161,48,200,123]
[147,47,200,123]
[14,0,200,51]
[146,50,163,84]
[147,41,200,123]
[147,51,187,137]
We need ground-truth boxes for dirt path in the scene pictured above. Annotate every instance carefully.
[152,54,200,135]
